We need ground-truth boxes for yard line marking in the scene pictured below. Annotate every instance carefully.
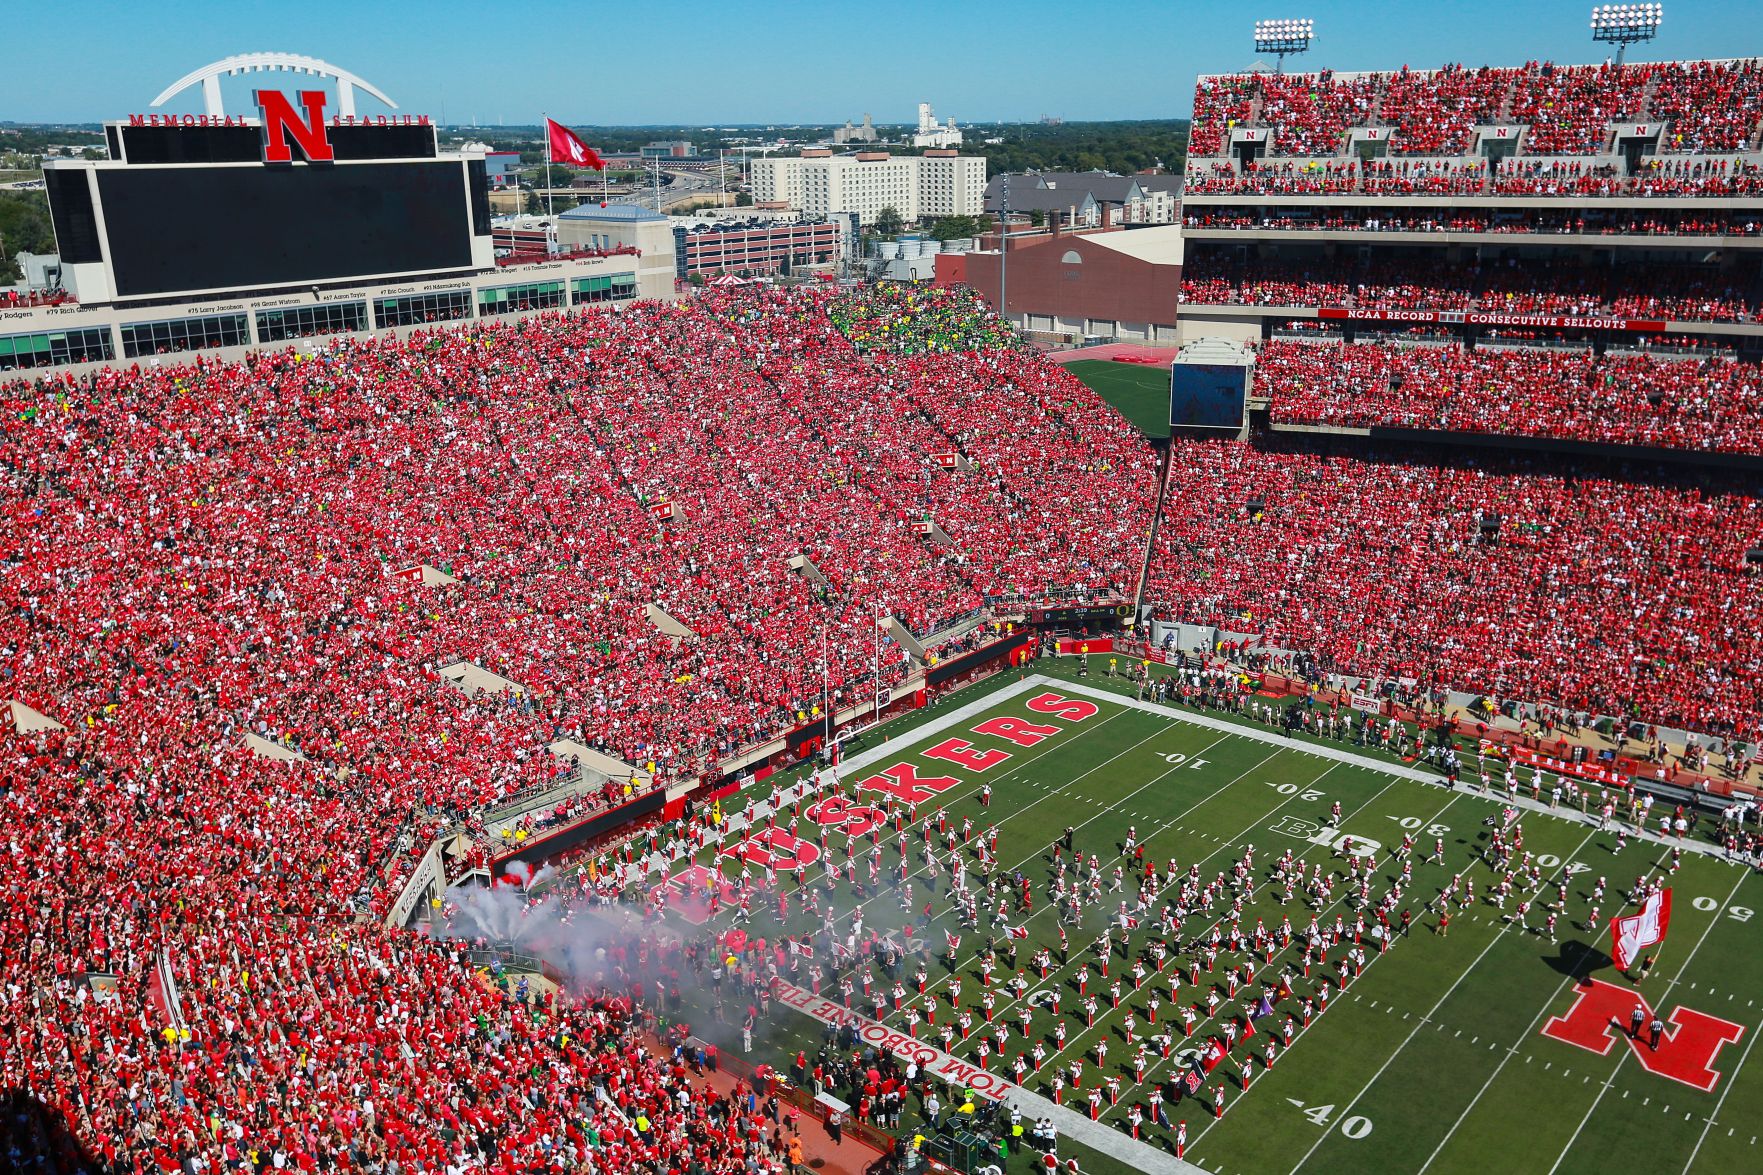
[1097,767,1439,1120]
[1411,823,1637,1173]
[904,728,1258,1040]
[1274,818,1602,1175]
[1679,1010,1763,1172]
[1544,867,1752,1175]
[1055,677,1737,863]
[969,745,1334,1071]
[1180,789,1471,1150]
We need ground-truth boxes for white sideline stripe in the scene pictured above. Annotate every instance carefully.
[1051,678,1740,865]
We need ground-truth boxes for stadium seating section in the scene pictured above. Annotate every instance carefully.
[1180,252,1763,323]
[3,281,1761,1173]
[1187,59,1763,195]
[1145,435,1763,741]
[1256,338,1763,453]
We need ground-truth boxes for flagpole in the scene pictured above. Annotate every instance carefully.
[543,111,555,221]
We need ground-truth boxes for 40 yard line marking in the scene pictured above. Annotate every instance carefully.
[1281,818,1605,1175]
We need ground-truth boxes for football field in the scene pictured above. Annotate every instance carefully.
[665,665,1763,1175]
[1062,359,1172,438]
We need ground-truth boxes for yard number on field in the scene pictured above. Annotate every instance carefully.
[1286,1099,1373,1139]
[1160,753,1211,769]
[1266,781,1326,800]
[1388,815,1451,838]
[1690,894,1754,921]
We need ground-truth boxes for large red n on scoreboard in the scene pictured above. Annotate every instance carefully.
[1541,977,1744,1092]
[255,89,334,163]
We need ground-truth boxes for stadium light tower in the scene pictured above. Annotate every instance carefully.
[1590,3,1662,65]
[1254,18,1315,74]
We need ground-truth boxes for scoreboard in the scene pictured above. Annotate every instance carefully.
[45,111,493,305]
[94,163,480,297]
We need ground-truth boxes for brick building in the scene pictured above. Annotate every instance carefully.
[935,214,1184,343]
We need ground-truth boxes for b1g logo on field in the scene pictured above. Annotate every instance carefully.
[1541,977,1745,1092]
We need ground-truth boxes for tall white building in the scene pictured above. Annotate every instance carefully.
[913,102,963,148]
[751,150,986,225]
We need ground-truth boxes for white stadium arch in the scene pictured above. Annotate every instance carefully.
[151,53,398,119]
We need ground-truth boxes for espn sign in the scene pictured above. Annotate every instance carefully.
[255,89,334,163]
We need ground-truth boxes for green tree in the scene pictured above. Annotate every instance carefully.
[872,205,904,237]
[927,214,987,241]
[0,191,55,283]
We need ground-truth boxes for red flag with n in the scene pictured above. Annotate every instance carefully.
[1610,888,1672,971]
[946,931,961,953]
[547,118,606,171]
[145,950,185,1035]
[1007,925,1030,940]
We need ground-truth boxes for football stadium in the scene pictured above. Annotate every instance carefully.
[3,14,1763,1175]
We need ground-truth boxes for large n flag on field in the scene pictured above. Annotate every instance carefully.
[547,119,606,171]
[1610,888,1672,971]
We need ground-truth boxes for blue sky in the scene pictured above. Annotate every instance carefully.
[4,0,1758,125]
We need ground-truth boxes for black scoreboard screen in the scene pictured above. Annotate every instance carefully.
[94,161,476,297]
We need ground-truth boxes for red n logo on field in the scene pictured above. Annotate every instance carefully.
[1541,977,1745,1092]
[256,89,334,163]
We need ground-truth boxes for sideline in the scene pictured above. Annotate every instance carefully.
[1051,677,1744,864]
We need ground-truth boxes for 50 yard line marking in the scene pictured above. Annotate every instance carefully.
[1416,841,1678,1174]
[1543,867,1752,1175]
[1279,818,1605,1175]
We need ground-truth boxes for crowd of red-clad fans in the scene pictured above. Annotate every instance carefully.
[1183,157,1763,197]
[1180,250,1763,323]
[1184,208,1763,237]
[0,286,1159,1172]
[1256,337,1763,454]
[1189,58,1763,158]
[3,280,1763,1173]
[1146,435,1763,740]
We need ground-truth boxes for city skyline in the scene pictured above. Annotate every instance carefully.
[4,0,1760,125]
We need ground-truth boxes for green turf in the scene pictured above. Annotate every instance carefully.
[1064,360,1172,439]
[662,664,1763,1175]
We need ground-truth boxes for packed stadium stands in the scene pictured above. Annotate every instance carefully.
[7,41,1763,1166]
[1189,59,1763,162]
[1255,338,1763,453]
[0,284,1165,1174]
[1175,55,1763,741]
[1144,436,1763,740]
[1180,252,1763,323]
[1184,208,1763,236]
